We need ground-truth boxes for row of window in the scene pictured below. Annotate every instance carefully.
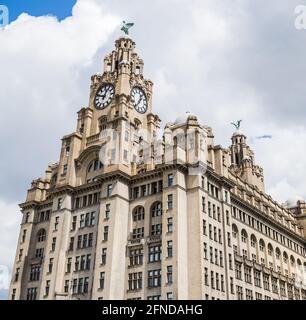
[66,254,92,272]
[204,269,225,292]
[74,192,101,209]
[70,211,96,231]
[69,233,94,251]
[232,206,305,256]
[203,244,224,267]
[231,224,305,272]
[131,181,163,199]
[128,243,173,266]
[64,277,89,294]
[203,220,223,244]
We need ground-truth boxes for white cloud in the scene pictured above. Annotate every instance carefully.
[0,0,120,280]
[0,200,20,271]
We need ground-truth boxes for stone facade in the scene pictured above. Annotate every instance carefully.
[9,36,306,301]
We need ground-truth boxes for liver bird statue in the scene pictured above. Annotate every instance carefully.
[121,21,134,35]
[230,120,242,130]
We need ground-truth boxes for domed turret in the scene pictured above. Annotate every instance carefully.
[173,112,198,125]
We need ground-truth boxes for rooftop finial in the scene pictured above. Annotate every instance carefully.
[121,21,134,35]
[231,119,242,130]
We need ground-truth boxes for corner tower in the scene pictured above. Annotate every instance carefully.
[229,130,265,191]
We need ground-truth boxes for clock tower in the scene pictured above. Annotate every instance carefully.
[75,36,161,178]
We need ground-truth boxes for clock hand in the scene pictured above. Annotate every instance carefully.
[136,96,143,107]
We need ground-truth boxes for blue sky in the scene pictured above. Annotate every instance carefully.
[2,0,76,22]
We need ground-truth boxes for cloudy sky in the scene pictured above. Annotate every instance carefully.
[0,0,306,298]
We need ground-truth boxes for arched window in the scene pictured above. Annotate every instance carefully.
[241,229,248,243]
[267,243,273,256]
[290,255,295,267]
[151,202,162,217]
[88,159,103,173]
[283,252,288,264]
[133,206,145,221]
[232,224,238,238]
[275,248,281,260]
[259,239,265,252]
[250,234,257,247]
[37,229,46,242]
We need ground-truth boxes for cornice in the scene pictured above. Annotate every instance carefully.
[231,194,306,244]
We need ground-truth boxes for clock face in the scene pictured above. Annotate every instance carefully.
[131,87,148,114]
[94,84,115,109]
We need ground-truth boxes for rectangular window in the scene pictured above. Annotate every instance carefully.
[167,292,173,300]
[57,198,62,210]
[15,268,20,282]
[202,196,206,212]
[151,224,162,236]
[148,246,161,263]
[235,262,242,280]
[203,243,207,260]
[75,256,80,272]
[236,286,243,300]
[21,229,27,243]
[69,236,75,251]
[88,233,93,247]
[84,277,89,293]
[66,257,72,273]
[80,214,85,228]
[167,266,173,284]
[71,216,77,231]
[132,227,144,239]
[29,265,41,281]
[263,274,270,291]
[101,248,107,265]
[54,217,59,231]
[107,184,112,197]
[26,288,38,301]
[167,194,173,209]
[204,268,209,286]
[128,272,142,291]
[35,248,44,258]
[48,258,53,273]
[129,248,143,266]
[230,277,234,294]
[229,253,233,269]
[254,270,261,287]
[246,289,253,300]
[103,226,109,241]
[51,238,56,251]
[167,217,173,233]
[203,220,207,235]
[211,271,215,289]
[105,204,110,219]
[148,269,161,287]
[244,266,252,284]
[45,280,50,296]
[167,240,173,257]
[90,212,95,226]
[168,174,173,186]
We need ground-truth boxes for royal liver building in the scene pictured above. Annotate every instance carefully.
[9,35,306,300]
